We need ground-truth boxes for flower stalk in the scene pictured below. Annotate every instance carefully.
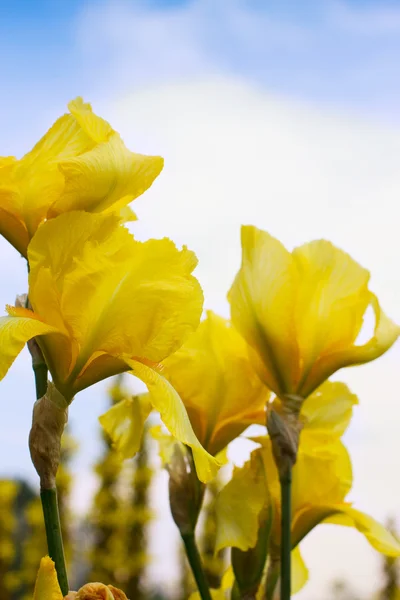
[279,466,292,600]
[181,532,212,600]
[29,377,69,596]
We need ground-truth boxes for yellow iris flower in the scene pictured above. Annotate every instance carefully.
[33,556,128,599]
[215,381,400,593]
[229,226,400,400]
[0,97,163,256]
[100,311,269,458]
[0,211,218,482]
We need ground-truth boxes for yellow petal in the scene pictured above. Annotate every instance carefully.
[189,568,234,600]
[162,310,269,455]
[292,440,352,521]
[293,240,370,386]
[125,359,221,483]
[0,207,29,256]
[215,450,267,552]
[228,226,299,396]
[15,109,98,234]
[116,205,138,222]
[27,211,203,392]
[49,134,163,216]
[300,380,358,443]
[33,556,63,600]
[300,293,400,398]
[324,505,400,556]
[67,97,115,143]
[99,394,152,458]
[0,310,59,380]
[149,424,178,466]
[292,546,309,595]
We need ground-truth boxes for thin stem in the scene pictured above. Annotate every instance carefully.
[181,532,212,600]
[280,467,292,600]
[33,362,48,399]
[40,488,69,595]
[31,334,68,593]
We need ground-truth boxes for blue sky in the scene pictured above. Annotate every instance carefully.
[1,1,400,595]
[2,0,400,145]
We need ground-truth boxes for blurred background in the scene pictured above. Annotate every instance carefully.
[1,1,400,598]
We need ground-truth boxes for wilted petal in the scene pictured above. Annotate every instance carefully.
[228,226,299,396]
[99,394,152,458]
[33,556,63,600]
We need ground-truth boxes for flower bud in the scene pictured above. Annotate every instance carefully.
[65,583,129,599]
[168,443,205,535]
[232,505,272,600]
[29,382,68,489]
[266,396,303,480]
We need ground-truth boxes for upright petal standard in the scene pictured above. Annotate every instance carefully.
[0,211,219,482]
[228,226,400,401]
[0,98,163,256]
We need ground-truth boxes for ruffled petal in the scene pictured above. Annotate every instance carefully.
[0,309,59,380]
[49,134,163,216]
[215,450,267,552]
[228,226,299,396]
[28,211,203,391]
[33,556,63,600]
[99,394,152,458]
[125,359,221,483]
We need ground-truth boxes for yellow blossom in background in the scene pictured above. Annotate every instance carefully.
[229,226,400,400]
[0,210,219,482]
[101,311,269,458]
[0,98,163,256]
[215,381,400,595]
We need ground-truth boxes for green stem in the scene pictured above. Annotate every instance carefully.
[33,362,48,399]
[280,467,292,600]
[181,532,212,600]
[40,488,69,595]
[31,336,68,593]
